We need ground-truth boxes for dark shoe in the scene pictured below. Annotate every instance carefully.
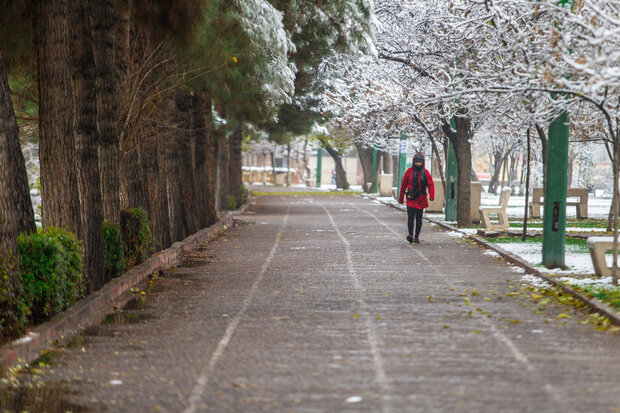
[406,235,413,243]
[413,238,420,244]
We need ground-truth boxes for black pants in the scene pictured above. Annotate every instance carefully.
[407,207,423,238]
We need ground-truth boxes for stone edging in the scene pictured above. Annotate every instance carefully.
[373,196,620,326]
[0,198,251,377]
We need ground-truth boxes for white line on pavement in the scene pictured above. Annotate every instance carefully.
[183,208,290,413]
[316,200,393,413]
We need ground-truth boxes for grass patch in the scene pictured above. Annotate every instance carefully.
[510,222,544,228]
[252,190,361,196]
[487,236,590,253]
[508,218,607,229]
[30,350,56,368]
[575,285,620,311]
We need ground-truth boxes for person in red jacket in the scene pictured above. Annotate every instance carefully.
[398,152,434,243]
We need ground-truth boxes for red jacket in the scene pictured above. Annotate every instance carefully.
[398,167,434,209]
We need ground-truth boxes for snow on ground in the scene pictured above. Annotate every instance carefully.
[480,192,611,219]
[520,274,552,288]
[496,241,595,275]
[376,191,617,289]
[558,276,618,289]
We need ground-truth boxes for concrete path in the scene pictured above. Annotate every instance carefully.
[2,187,620,412]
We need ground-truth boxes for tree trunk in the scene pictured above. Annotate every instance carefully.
[303,137,311,186]
[228,124,243,207]
[501,153,508,189]
[522,128,531,241]
[355,142,374,191]
[429,131,446,198]
[567,152,574,188]
[535,123,548,187]
[91,0,120,224]
[119,132,149,211]
[216,137,230,211]
[286,144,291,186]
[204,96,218,225]
[164,92,189,241]
[38,0,81,236]
[488,150,504,194]
[270,150,276,185]
[70,0,105,292]
[324,144,350,190]
[383,152,392,174]
[0,49,36,254]
[175,92,198,234]
[442,112,472,227]
[392,154,399,187]
[193,91,216,228]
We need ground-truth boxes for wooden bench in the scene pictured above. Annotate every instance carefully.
[528,187,588,219]
[479,188,511,230]
[587,237,618,277]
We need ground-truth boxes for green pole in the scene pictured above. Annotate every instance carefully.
[315,146,322,188]
[542,111,569,268]
[371,146,378,193]
[397,133,407,198]
[445,117,458,221]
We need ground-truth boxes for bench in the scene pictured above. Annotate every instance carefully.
[479,188,511,230]
[587,237,620,277]
[528,187,588,219]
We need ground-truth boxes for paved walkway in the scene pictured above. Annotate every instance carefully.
[2,187,620,412]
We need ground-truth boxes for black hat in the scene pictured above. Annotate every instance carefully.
[413,153,424,162]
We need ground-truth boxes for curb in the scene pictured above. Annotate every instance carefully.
[0,199,251,377]
[372,196,620,327]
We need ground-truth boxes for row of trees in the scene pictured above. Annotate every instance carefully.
[0,0,373,293]
[318,0,619,232]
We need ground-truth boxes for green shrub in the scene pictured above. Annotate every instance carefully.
[240,183,248,206]
[103,221,126,280]
[227,194,238,210]
[17,227,84,323]
[0,253,28,340]
[120,208,155,268]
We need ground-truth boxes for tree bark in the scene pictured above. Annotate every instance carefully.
[137,114,167,250]
[174,91,198,234]
[323,144,350,190]
[204,100,217,224]
[119,132,149,210]
[382,152,392,174]
[228,124,243,207]
[216,137,230,211]
[91,0,120,223]
[0,49,36,254]
[164,93,188,241]
[193,91,216,228]
[355,142,374,191]
[535,123,548,186]
[488,150,504,194]
[37,0,81,236]
[567,152,574,188]
[442,112,472,227]
[70,0,105,292]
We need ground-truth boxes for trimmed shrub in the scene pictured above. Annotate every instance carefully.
[103,221,126,280]
[240,183,248,206]
[227,194,237,210]
[120,208,155,268]
[17,227,84,322]
[0,253,28,340]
